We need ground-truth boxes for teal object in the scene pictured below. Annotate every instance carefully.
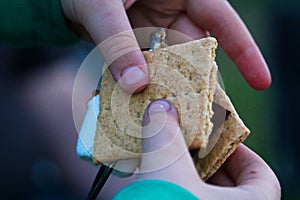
[113,179,199,200]
[0,0,79,46]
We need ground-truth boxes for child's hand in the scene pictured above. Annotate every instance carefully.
[137,99,280,200]
[61,0,271,92]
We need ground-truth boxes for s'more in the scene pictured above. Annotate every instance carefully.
[77,35,250,180]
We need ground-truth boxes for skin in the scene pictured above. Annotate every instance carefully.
[100,100,281,199]
[61,1,278,198]
[61,0,271,93]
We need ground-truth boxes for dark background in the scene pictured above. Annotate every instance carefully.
[218,0,300,199]
[0,0,300,199]
[0,45,97,199]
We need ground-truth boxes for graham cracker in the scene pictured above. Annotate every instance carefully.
[92,37,218,164]
[193,84,250,180]
[92,36,250,181]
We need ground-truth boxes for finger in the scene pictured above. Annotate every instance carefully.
[140,99,183,170]
[206,168,235,187]
[222,144,281,199]
[138,99,204,195]
[77,0,149,93]
[187,0,271,90]
[126,2,159,28]
[123,0,137,10]
[169,14,209,40]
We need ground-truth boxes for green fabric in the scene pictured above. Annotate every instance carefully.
[0,0,79,46]
[113,179,199,200]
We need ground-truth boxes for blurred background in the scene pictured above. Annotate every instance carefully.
[0,43,98,199]
[0,0,299,199]
[219,0,300,199]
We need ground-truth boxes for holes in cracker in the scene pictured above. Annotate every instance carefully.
[129,82,175,125]
[109,61,202,149]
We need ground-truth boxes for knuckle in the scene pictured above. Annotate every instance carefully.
[99,31,140,65]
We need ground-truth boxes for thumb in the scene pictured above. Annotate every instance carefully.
[139,100,201,188]
[62,0,149,93]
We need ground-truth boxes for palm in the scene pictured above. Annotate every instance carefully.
[207,166,236,186]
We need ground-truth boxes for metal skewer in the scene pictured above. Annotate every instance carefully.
[87,163,116,200]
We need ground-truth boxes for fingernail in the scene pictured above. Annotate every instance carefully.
[121,66,145,86]
[142,99,172,126]
[148,100,171,114]
[142,100,172,127]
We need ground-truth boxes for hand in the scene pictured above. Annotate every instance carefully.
[99,99,280,199]
[61,0,271,92]
[137,99,281,200]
